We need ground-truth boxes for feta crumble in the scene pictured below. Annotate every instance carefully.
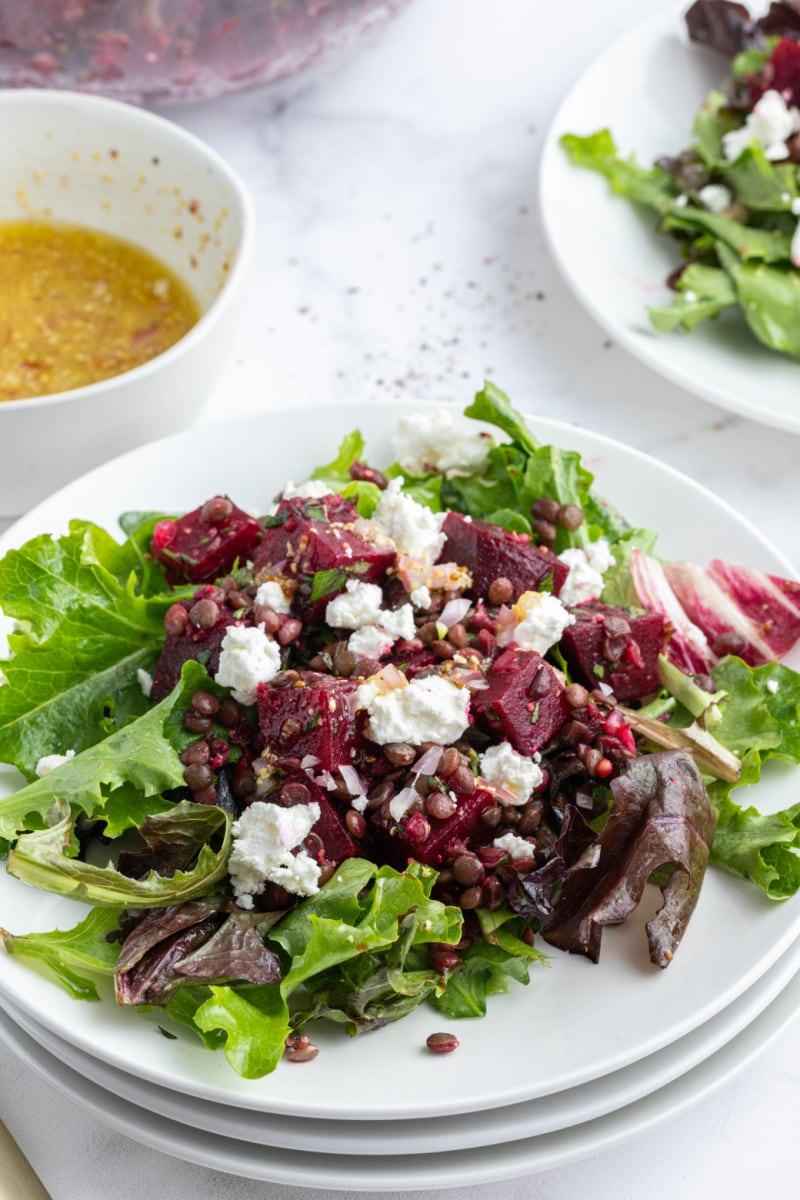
[766,678,780,695]
[697,183,733,214]
[371,478,446,563]
[255,579,292,615]
[791,219,800,268]
[479,742,543,805]
[281,479,335,500]
[722,90,800,162]
[325,580,384,629]
[493,831,536,862]
[35,749,76,777]
[348,625,395,659]
[410,585,432,610]
[391,408,491,474]
[137,667,153,698]
[356,673,470,746]
[214,624,281,705]
[229,800,322,907]
[498,590,575,654]
[558,539,615,607]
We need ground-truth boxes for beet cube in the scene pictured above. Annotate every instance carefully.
[257,673,361,770]
[278,777,359,866]
[560,604,665,701]
[150,497,263,587]
[370,783,495,869]
[440,512,568,601]
[471,648,570,754]
[151,602,245,702]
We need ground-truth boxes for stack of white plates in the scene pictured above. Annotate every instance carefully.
[0,404,799,1189]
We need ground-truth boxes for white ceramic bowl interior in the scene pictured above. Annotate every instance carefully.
[0,89,253,515]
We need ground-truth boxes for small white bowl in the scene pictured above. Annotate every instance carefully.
[0,89,254,515]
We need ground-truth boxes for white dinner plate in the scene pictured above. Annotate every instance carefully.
[2,966,799,1188]
[2,921,800,1157]
[0,402,798,1121]
[539,0,800,433]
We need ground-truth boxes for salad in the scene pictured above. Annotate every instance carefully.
[0,383,799,1081]
[561,0,800,360]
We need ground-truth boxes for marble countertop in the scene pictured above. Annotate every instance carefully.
[1,0,799,1196]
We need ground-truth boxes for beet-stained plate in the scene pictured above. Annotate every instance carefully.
[0,401,798,1120]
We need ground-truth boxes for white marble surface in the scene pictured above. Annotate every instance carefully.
[1,0,799,1196]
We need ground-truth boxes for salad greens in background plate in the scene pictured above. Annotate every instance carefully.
[0,393,798,1120]
[539,0,800,433]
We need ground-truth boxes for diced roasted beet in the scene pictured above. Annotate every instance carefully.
[389,643,438,677]
[252,495,396,620]
[439,512,568,601]
[257,673,361,770]
[151,497,263,586]
[370,783,495,868]
[150,601,245,702]
[278,777,359,865]
[471,648,570,754]
[560,604,665,702]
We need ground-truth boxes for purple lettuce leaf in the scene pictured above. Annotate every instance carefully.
[513,751,715,968]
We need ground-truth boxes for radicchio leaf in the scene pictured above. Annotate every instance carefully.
[115,899,282,1005]
[518,751,715,968]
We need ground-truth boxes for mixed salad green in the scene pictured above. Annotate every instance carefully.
[561,0,800,359]
[0,383,798,1080]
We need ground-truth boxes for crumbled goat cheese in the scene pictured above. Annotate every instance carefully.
[479,742,543,805]
[674,193,689,208]
[35,749,76,777]
[391,408,491,474]
[792,219,800,267]
[410,585,432,610]
[697,183,733,213]
[766,678,780,695]
[356,673,470,746]
[723,90,800,162]
[229,800,321,907]
[792,197,800,216]
[558,539,615,607]
[499,591,575,654]
[214,624,281,705]
[325,580,384,630]
[348,625,395,659]
[376,604,416,641]
[255,580,292,615]
[137,668,153,698]
[683,290,698,303]
[371,478,446,563]
[282,479,335,500]
[493,831,536,862]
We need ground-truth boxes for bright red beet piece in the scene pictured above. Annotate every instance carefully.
[257,673,362,771]
[471,648,571,754]
[150,601,245,702]
[150,497,263,586]
[370,782,496,868]
[439,512,568,601]
[560,605,665,702]
[752,37,800,107]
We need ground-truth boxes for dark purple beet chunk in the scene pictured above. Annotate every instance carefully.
[471,648,570,754]
[560,604,665,702]
[257,674,361,771]
[278,777,359,865]
[151,497,263,587]
[439,512,568,600]
[370,783,495,868]
[151,603,245,702]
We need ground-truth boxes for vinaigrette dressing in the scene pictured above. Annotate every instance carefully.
[0,220,201,402]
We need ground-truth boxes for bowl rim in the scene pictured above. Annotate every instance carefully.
[0,88,255,413]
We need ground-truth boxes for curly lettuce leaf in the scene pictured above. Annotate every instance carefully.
[649,265,738,333]
[6,800,231,907]
[559,130,677,214]
[0,519,185,777]
[431,908,546,1019]
[1,906,123,1000]
[0,660,214,844]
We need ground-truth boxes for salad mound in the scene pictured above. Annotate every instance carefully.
[562,0,800,359]
[1,383,799,1080]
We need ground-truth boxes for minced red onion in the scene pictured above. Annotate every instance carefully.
[412,744,443,775]
[439,597,472,628]
[339,764,367,797]
[300,755,321,770]
[389,787,418,822]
